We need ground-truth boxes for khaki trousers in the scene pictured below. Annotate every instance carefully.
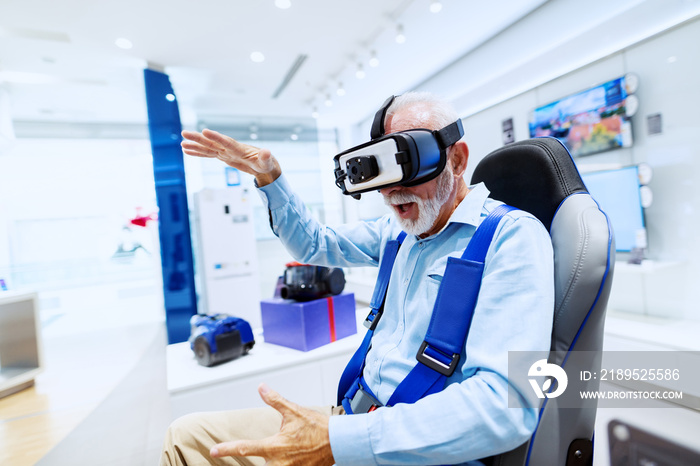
[160,405,344,466]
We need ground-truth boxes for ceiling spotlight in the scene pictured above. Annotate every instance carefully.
[369,50,379,68]
[311,107,319,119]
[395,24,406,44]
[667,56,678,63]
[290,133,299,141]
[356,64,366,79]
[249,132,259,140]
[336,82,346,96]
[115,38,133,50]
[250,51,265,63]
[325,94,333,107]
[275,0,292,9]
[430,0,443,13]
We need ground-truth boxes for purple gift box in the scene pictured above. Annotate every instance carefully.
[261,292,357,351]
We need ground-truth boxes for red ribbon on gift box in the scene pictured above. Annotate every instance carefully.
[326,297,337,342]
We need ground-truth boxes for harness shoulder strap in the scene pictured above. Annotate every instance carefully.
[339,204,516,411]
[337,231,406,406]
[388,204,517,406]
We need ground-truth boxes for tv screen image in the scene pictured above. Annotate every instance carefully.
[529,76,634,157]
[581,166,645,252]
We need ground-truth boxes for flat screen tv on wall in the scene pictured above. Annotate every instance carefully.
[529,76,635,157]
[581,165,645,252]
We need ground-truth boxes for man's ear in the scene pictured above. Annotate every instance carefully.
[449,141,469,178]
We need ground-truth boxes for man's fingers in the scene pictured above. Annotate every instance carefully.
[181,130,199,140]
[202,128,267,162]
[182,130,224,152]
[258,383,297,416]
[182,129,278,178]
[182,148,216,159]
[181,130,211,145]
[181,141,213,153]
[201,128,243,150]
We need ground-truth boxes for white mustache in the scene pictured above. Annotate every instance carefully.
[383,191,421,206]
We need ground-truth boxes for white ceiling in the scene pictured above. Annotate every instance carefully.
[0,0,548,129]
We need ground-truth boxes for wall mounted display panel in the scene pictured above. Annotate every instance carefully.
[529,76,635,157]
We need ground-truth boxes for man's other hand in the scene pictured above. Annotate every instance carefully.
[210,384,335,466]
[181,129,281,186]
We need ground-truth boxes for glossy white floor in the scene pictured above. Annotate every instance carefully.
[0,278,170,465]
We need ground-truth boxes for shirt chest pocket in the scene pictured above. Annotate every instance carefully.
[426,256,449,283]
[413,259,447,320]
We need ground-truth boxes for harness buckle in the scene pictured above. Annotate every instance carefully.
[349,383,384,414]
[416,341,459,377]
[363,308,381,330]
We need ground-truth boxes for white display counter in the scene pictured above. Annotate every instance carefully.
[166,308,367,419]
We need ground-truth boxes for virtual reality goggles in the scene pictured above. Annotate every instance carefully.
[334,95,464,199]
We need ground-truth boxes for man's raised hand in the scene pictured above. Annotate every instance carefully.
[181,129,281,186]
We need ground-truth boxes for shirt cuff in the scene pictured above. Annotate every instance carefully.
[329,413,375,466]
[255,173,292,210]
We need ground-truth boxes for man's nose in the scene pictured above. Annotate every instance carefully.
[379,185,401,197]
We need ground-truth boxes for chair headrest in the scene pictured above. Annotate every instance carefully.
[470,138,587,231]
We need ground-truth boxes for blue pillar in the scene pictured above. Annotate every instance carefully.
[143,68,197,344]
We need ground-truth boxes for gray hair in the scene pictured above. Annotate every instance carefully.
[384,92,460,133]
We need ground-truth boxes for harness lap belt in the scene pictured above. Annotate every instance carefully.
[338,204,517,414]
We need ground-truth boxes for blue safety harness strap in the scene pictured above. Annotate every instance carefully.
[337,232,407,407]
[339,204,516,411]
[365,231,407,330]
[388,204,516,405]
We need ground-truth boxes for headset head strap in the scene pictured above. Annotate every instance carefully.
[435,119,464,149]
[370,95,396,140]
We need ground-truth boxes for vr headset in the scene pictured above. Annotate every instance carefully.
[333,95,464,199]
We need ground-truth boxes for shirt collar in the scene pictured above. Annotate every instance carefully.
[446,182,490,228]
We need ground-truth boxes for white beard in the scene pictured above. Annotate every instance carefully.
[383,164,454,236]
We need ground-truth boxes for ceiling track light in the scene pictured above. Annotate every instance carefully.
[325,94,333,107]
[396,24,406,44]
[311,106,319,119]
[356,63,366,79]
[115,37,133,49]
[250,51,265,63]
[336,82,346,96]
[369,50,379,67]
[430,0,443,13]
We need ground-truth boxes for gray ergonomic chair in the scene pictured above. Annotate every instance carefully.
[470,137,615,466]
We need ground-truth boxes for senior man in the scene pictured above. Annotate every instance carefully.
[161,92,554,466]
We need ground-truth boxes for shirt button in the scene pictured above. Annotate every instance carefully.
[418,242,424,249]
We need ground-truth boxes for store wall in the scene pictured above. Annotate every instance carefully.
[458,18,700,321]
[0,138,159,290]
[341,1,700,318]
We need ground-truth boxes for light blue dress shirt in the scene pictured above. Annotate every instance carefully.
[257,174,554,466]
